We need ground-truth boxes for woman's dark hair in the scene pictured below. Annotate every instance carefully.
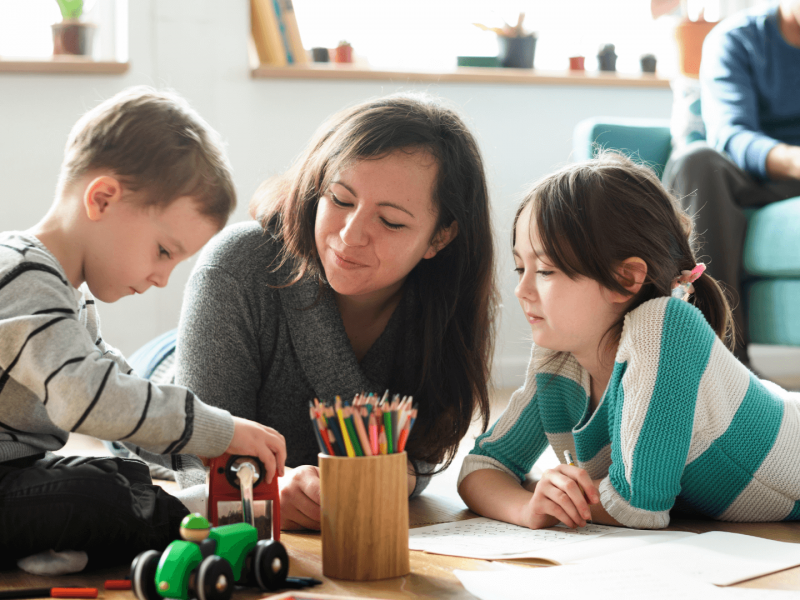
[512,151,734,356]
[250,93,499,471]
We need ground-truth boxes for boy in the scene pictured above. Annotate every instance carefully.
[0,87,286,571]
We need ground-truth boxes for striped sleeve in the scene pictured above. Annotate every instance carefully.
[458,345,551,487]
[0,245,234,459]
[602,298,716,529]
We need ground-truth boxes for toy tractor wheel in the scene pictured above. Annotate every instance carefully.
[196,555,234,600]
[130,550,161,600]
[252,540,289,591]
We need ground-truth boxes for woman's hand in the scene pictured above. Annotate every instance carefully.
[227,417,286,484]
[279,465,321,530]
[526,464,600,529]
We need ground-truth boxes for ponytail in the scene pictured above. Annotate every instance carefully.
[688,272,735,351]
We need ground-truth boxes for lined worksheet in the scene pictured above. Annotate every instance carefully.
[408,517,624,559]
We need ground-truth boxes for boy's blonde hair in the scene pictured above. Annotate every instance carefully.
[60,86,235,228]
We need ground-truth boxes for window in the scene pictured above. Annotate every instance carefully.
[292,0,766,75]
[0,0,128,62]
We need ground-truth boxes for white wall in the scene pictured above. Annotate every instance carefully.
[0,0,679,388]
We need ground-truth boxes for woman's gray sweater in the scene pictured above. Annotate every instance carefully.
[176,221,430,493]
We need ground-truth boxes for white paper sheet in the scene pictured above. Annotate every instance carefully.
[720,590,800,599]
[408,517,625,559]
[455,563,729,600]
[582,531,800,586]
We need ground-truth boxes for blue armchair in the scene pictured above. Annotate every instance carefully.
[573,117,800,347]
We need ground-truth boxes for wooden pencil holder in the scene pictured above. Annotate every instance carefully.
[319,452,410,581]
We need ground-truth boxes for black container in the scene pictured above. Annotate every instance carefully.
[311,47,330,63]
[640,53,657,73]
[499,34,536,69]
[597,43,617,72]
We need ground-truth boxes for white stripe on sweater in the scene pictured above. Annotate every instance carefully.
[617,298,668,487]
[686,337,750,464]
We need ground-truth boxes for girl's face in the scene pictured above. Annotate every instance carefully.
[512,203,620,359]
[315,150,448,302]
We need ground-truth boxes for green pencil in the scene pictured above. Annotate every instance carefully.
[384,410,394,454]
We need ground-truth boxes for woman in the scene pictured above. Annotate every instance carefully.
[176,93,498,529]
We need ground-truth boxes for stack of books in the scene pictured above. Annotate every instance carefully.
[251,0,308,67]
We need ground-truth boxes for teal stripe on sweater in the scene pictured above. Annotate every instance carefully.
[784,501,800,521]
[608,362,632,501]
[682,374,784,518]
[536,373,586,434]
[574,362,620,463]
[472,392,550,481]
[628,299,715,513]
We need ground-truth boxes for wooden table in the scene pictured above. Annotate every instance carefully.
[1,492,799,599]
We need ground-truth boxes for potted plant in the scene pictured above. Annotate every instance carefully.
[52,0,96,57]
[652,0,717,77]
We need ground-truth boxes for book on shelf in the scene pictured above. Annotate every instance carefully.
[251,0,308,66]
[251,0,287,66]
[276,0,308,65]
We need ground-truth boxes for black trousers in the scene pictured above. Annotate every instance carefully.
[663,142,800,362]
[0,453,188,570]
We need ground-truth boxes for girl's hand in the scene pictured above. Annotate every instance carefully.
[526,464,600,529]
[279,465,321,530]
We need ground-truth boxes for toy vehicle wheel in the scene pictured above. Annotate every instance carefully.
[131,550,161,600]
[196,555,234,600]
[253,540,289,591]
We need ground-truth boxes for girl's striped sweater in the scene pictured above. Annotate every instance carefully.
[459,296,800,529]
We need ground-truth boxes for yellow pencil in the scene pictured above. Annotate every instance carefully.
[337,404,355,457]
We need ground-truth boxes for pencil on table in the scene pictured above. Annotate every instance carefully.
[0,589,98,599]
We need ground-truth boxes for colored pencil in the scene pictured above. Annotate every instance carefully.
[383,410,393,454]
[378,428,388,455]
[368,412,379,455]
[336,406,355,457]
[352,407,373,456]
[344,410,363,456]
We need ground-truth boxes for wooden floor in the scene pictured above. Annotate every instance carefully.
[3,386,800,597]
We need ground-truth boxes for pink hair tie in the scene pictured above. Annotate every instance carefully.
[671,262,706,301]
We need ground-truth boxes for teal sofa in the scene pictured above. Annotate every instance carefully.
[573,117,800,347]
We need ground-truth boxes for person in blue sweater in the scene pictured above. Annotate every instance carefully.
[662,0,800,367]
[458,152,800,530]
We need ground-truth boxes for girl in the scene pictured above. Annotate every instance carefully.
[176,93,498,530]
[459,152,800,530]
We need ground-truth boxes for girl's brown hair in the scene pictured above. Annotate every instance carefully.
[513,151,734,353]
[250,93,499,471]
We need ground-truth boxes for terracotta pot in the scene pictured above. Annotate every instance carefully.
[52,20,96,56]
[675,18,717,77]
[332,44,353,63]
[569,56,585,71]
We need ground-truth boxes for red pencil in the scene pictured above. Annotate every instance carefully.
[397,424,410,453]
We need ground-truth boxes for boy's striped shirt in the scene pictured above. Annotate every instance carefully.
[459,296,800,528]
[0,231,233,466]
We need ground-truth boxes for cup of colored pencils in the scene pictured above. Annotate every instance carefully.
[309,391,417,457]
[314,392,412,581]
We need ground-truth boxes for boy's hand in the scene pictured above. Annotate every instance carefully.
[227,417,286,484]
[279,465,321,530]
[526,464,599,529]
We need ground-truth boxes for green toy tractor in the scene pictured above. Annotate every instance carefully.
[130,455,288,600]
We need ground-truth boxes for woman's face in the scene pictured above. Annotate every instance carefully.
[315,149,448,302]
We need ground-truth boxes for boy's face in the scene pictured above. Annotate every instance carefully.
[84,194,219,303]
